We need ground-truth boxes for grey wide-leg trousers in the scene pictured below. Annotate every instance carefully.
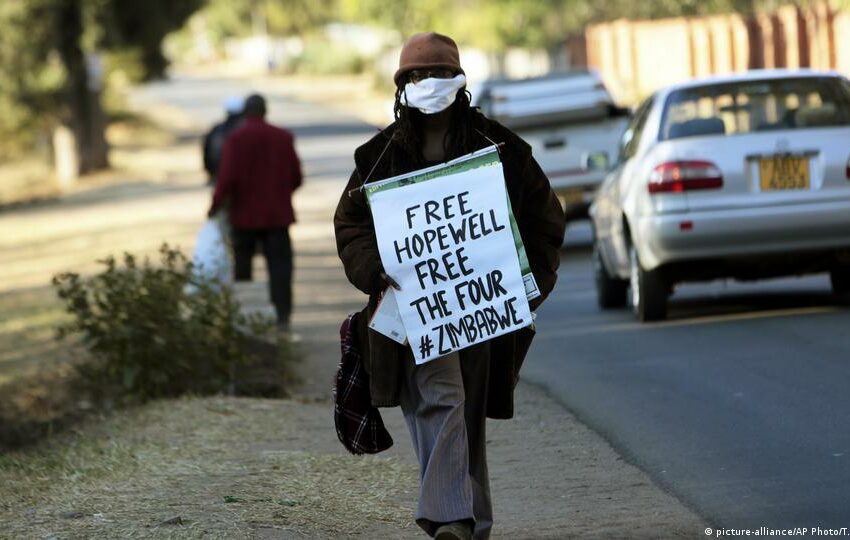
[399,346,492,539]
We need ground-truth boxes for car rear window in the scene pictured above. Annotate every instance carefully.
[660,76,850,140]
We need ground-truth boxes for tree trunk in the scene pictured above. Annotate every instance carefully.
[55,0,109,177]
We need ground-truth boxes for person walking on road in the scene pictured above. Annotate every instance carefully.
[334,32,565,539]
[202,96,244,185]
[209,93,303,332]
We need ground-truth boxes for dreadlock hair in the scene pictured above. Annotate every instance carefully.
[392,73,478,164]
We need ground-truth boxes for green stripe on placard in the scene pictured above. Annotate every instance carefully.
[365,147,501,197]
[506,195,531,275]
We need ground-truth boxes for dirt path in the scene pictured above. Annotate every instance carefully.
[0,74,708,539]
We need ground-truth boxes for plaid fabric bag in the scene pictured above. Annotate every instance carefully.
[333,313,393,455]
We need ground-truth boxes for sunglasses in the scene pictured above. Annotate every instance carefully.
[408,69,456,84]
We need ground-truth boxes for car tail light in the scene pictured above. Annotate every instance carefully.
[648,161,724,194]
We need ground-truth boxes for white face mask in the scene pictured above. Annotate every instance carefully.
[401,74,467,114]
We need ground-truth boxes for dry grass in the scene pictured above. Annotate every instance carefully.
[0,283,90,449]
[0,362,89,449]
[0,158,57,207]
[0,105,175,210]
[0,319,298,450]
[0,396,418,539]
[0,102,196,384]
[0,286,71,386]
[106,112,176,149]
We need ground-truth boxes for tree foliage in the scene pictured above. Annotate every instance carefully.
[380,0,788,52]
[194,0,797,56]
[0,0,205,162]
[93,0,206,80]
[199,0,336,43]
[0,0,818,162]
[0,1,67,158]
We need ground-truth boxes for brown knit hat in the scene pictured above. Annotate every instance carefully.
[394,32,464,86]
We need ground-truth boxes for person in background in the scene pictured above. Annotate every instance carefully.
[203,96,244,185]
[334,32,565,540]
[209,94,303,332]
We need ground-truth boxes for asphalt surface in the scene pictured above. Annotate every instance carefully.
[531,227,850,530]
[126,74,379,183]
[135,75,850,532]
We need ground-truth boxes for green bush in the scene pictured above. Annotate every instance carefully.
[52,244,288,403]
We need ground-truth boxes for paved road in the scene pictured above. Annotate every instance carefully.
[127,74,378,183]
[527,234,850,530]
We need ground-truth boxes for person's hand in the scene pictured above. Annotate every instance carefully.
[380,272,401,291]
[370,268,401,294]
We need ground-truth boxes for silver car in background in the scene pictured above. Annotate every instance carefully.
[472,71,630,224]
[590,70,850,321]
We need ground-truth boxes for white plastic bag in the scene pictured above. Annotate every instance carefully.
[187,217,232,292]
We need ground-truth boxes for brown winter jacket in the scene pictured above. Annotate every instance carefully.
[333,112,565,419]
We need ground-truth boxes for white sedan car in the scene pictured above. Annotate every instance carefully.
[590,70,850,321]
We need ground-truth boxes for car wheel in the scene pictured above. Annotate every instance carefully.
[628,245,668,322]
[830,266,850,297]
[594,243,627,309]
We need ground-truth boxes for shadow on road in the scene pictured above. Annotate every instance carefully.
[556,244,846,326]
[667,288,847,323]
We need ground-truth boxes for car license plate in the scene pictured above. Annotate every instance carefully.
[759,156,810,191]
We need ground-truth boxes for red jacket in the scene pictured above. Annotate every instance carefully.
[210,117,303,229]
